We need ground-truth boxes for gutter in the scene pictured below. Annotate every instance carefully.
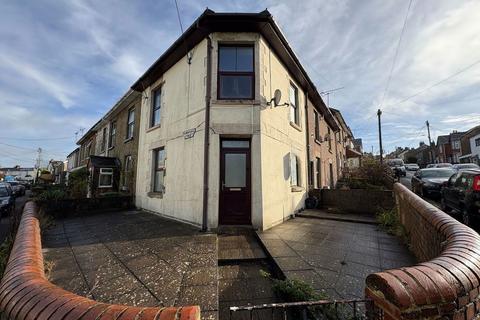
[202,36,212,232]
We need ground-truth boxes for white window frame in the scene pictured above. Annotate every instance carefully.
[290,153,300,187]
[152,148,166,193]
[126,108,135,140]
[289,83,299,125]
[98,168,113,188]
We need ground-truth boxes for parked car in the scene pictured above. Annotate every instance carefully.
[411,168,456,198]
[387,159,406,177]
[0,183,15,217]
[441,169,480,226]
[405,163,420,171]
[427,163,453,168]
[8,181,25,196]
[452,163,480,172]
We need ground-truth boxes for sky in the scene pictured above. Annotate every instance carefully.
[1,0,479,167]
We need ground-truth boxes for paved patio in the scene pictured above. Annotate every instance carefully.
[42,210,218,320]
[257,215,416,300]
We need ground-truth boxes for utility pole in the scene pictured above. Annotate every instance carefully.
[35,148,42,169]
[426,120,433,163]
[377,109,383,164]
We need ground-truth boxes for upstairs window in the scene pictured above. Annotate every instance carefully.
[218,45,254,99]
[327,127,332,150]
[476,138,480,147]
[109,121,116,148]
[151,87,161,127]
[101,127,107,152]
[289,83,299,125]
[126,108,135,140]
[314,111,320,141]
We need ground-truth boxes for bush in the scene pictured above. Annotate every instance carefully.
[376,208,407,240]
[36,189,67,201]
[68,167,89,198]
[343,159,392,190]
[0,236,14,278]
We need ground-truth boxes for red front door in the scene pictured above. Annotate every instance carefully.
[219,139,251,225]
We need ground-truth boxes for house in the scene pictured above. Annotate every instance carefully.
[436,131,465,163]
[330,108,361,174]
[131,9,352,231]
[66,148,80,172]
[353,138,363,154]
[459,125,480,165]
[47,160,66,184]
[0,166,36,182]
[71,90,141,197]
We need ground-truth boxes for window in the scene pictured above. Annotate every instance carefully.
[289,83,299,125]
[86,142,92,158]
[476,138,480,147]
[153,148,166,193]
[290,153,300,187]
[316,157,321,188]
[126,108,135,139]
[101,127,107,152]
[99,168,113,188]
[124,155,133,187]
[327,127,332,150]
[109,121,116,148]
[308,161,314,187]
[218,45,254,99]
[151,87,161,127]
[314,111,320,141]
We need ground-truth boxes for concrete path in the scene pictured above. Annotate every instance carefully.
[297,209,377,224]
[257,215,416,300]
[42,210,218,320]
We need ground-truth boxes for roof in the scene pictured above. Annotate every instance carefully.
[450,131,465,141]
[437,135,449,145]
[87,156,120,168]
[130,9,339,131]
[330,108,353,137]
[67,147,80,158]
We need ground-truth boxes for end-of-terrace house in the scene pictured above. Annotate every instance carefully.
[459,125,480,165]
[330,108,361,173]
[131,9,343,231]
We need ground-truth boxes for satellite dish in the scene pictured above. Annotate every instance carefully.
[273,89,282,106]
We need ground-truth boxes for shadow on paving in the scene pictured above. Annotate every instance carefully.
[257,216,416,300]
[42,210,219,320]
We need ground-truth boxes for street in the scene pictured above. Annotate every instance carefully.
[0,191,30,243]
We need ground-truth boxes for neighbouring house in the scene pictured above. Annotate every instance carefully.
[70,90,141,197]
[459,125,480,165]
[353,138,363,154]
[66,148,80,172]
[47,160,66,184]
[305,97,340,191]
[436,131,466,164]
[330,108,361,173]
[131,9,354,231]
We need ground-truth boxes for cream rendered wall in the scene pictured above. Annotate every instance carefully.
[136,39,207,227]
[208,32,263,229]
[259,37,308,230]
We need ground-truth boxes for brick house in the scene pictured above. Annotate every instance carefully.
[436,131,465,164]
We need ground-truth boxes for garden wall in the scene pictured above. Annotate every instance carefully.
[365,183,480,319]
[310,189,395,214]
[0,202,200,320]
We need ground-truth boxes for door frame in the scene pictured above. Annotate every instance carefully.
[218,137,252,225]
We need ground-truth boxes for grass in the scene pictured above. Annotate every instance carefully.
[0,235,14,278]
[376,208,408,242]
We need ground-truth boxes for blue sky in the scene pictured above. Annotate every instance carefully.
[1,0,479,167]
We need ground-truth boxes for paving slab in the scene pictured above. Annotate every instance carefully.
[297,209,377,224]
[257,216,416,300]
[42,210,218,320]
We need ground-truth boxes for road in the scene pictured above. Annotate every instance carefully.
[0,191,30,243]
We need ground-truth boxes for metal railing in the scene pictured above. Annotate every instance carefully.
[229,299,383,320]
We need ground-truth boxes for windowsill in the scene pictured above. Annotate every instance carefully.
[212,99,261,105]
[289,121,302,132]
[146,124,161,133]
[124,137,134,143]
[314,139,322,145]
[108,146,115,151]
[147,191,164,199]
[291,186,304,192]
[98,185,113,189]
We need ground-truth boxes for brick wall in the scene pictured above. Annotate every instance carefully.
[0,202,200,320]
[310,188,395,214]
[365,183,480,319]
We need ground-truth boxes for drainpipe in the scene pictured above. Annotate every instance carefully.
[202,36,212,232]
[304,91,311,193]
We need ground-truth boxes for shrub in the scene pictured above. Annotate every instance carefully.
[36,189,67,201]
[343,159,392,190]
[68,167,89,198]
[376,208,407,241]
[0,236,13,277]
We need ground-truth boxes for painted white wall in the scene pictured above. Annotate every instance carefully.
[470,133,480,159]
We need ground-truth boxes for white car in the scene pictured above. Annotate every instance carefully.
[405,163,420,171]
